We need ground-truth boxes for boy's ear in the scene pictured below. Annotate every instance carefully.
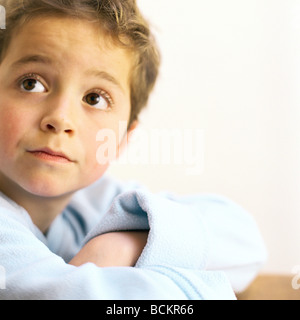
[116,120,139,158]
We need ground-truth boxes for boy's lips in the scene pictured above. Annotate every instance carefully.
[27,147,74,163]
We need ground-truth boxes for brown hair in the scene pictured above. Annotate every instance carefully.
[0,0,160,127]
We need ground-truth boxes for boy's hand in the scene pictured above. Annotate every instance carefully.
[69,231,148,268]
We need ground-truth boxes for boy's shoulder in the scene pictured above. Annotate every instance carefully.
[0,190,46,243]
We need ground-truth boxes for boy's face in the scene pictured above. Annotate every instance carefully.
[0,17,133,198]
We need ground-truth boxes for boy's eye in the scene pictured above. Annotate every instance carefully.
[85,93,101,105]
[21,78,46,93]
[83,92,111,110]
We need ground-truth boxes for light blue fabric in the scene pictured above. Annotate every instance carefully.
[0,175,267,300]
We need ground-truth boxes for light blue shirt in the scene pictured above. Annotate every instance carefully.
[0,175,267,299]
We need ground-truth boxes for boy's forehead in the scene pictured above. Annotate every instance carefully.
[15,16,128,59]
[4,16,133,89]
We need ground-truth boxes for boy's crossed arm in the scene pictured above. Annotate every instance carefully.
[71,187,267,294]
[69,231,148,268]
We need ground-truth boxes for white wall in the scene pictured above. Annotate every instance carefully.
[108,0,300,274]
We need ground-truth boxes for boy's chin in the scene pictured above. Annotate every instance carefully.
[17,169,105,199]
[23,181,77,199]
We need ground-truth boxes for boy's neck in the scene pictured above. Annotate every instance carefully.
[0,176,73,234]
[19,193,72,234]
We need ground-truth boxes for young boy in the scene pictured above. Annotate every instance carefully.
[0,0,267,300]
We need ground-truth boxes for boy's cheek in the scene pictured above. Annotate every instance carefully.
[0,104,32,157]
[80,140,115,185]
[80,152,110,187]
[0,108,21,145]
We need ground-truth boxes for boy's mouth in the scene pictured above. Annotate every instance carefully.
[27,147,73,163]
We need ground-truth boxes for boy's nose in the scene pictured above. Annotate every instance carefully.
[40,118,74,135]
[40,98,76,136]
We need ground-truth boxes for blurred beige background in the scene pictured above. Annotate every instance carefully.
[107,0,300,274]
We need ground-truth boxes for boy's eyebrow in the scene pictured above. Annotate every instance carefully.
[86,69,124,92]
[10,54,54,69]
[10,54,125,92]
